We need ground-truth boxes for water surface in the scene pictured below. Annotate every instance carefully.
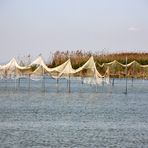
[0,79,148,147]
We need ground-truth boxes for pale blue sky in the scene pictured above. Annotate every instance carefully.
[0,0,148,62]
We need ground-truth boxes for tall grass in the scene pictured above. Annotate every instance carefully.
[50,50,148,66]
[49,50,148,78]
[50,50,92,69]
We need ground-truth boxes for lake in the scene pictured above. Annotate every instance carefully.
[0,78,148,147]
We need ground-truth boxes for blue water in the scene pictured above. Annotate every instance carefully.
[0,78,148,147]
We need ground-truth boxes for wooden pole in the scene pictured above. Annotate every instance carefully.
[112,65,115,86]
[56,78,59,93]
[15,77,17,90]
[131,65,134,86]
[18,77,20,88]
[5,79,7,90]
[15,67,17,90]
[42,68,45,92]
[5,70,7,90]
[125,56,128,94]
[56,78,59,84]
[94,69,98,93]
[68,56,71,93]
[42,75,45,92]
[112,77,114,86]
[68,74,71,93]
[28,74,30,91]
[132,76,134,87]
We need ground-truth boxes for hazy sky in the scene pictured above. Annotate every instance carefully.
[0,0,148,62]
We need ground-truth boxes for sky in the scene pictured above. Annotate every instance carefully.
[0,0,148,62]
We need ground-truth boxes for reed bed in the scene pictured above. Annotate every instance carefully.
[50,50,148,66]
[49,50,148,78]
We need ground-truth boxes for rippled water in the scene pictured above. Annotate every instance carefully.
[0,78,148,147]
